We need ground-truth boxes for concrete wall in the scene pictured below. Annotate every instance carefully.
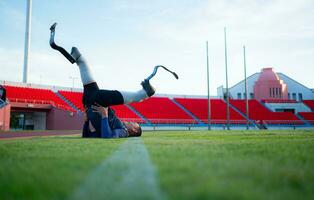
[46,108,84,130]
[0,104,11,131]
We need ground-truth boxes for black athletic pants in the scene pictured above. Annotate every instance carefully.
[82,82,126,135]
[82,82,124,108]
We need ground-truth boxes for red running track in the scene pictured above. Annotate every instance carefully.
[0,130,81,139]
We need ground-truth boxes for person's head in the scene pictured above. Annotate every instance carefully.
[123,121,142,137]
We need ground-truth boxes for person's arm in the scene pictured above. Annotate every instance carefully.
[100,117,115,138]
[93,104,129,138]
[82,112,98,138]
[93,104,116,138]
[100,119,128,138]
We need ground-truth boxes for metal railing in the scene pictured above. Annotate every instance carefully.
[8,98,75,112]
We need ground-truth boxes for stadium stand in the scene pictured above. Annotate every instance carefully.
[58,91,84,111]
[110,105,145,123]
[130,97,196,124]
[229,99,302,125]
[303,100,314,111]
[5,85,75,112]
[298,112,314,124]
[59,90,145,123]
[174,98,246,124]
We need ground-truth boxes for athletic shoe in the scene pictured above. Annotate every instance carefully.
[141,79,155,97]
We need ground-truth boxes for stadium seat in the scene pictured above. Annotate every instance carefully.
[174,98,246,124]
[130,97,196,124]
[303,100,314,111]
[59,91,84,111]
[230,99,302,125]
[59,90,145,123]
[110,105,145,124]
[298,112,314,124]
[5,85,75,112]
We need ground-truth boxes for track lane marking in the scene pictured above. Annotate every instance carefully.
[69,137,166,200]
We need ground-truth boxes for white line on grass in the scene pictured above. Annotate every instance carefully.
[69,138,166,200]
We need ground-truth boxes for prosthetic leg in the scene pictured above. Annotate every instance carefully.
[49,22,179,105]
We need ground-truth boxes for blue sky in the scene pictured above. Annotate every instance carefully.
[0,0,313,95]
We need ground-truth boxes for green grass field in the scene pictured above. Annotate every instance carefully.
[1,130,314,200]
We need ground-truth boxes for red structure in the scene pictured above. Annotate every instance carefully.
[59,90,84,111]
[130,97,196,124]
[0,104,11,131]
[1,81,312,130]
[254,68,288,101]
[299,112,314,124]
[303,100,314,111]
[5,86,75,112]
[111,105,145,124]
[230,99,302,124]
[174,98,246,124]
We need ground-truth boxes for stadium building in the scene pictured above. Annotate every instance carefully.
[1,67,314,131]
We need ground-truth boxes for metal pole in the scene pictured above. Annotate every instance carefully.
[224,27,230,130]
[23,0,32,83]
[69,76,78,90]
[243,46,249,130]
[206,41,211,130]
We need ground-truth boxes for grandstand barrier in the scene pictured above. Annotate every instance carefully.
[260,120,304,125]
[8,98,75,112]
[134,118,198,125]
[5,85,75,112]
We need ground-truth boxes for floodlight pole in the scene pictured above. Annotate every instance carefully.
[69,76,78,90]
[243,46,249,130]
[206,41,211,130]
[23,0,32,83]
[224,27,230,130]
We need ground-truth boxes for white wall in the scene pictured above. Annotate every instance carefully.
[265,103,311,113]
[278,73,314,100]
[227,73,260,99]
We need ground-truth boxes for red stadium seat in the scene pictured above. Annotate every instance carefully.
[230,99,302,125]
[111,105,145,124]
[298,112,314,124]
[130,97,196,124]
[174,98,246,124]
[59,91,84,111]
[303,100,314,111]
[4,85,75,112]
[59,90,145,123]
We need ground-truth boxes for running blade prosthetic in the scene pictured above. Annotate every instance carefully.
[141,65,179,97]
[49,22,76,64]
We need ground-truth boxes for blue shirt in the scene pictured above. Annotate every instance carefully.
[82,107,128,138]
